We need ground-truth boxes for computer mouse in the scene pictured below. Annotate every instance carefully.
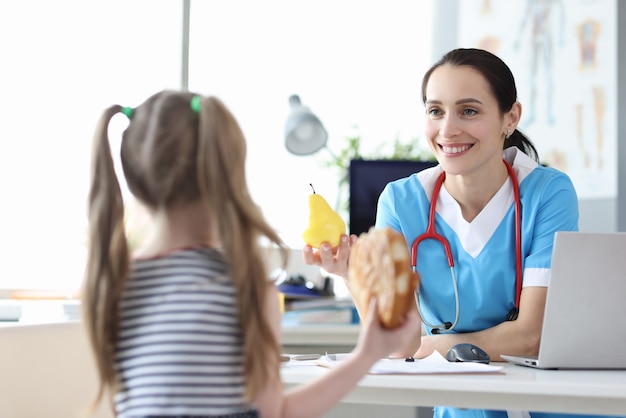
[445,343,490,364]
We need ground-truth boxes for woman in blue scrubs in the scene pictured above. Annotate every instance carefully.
[304,48,619,418]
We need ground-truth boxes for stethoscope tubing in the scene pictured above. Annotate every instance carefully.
[413,266,459,333]
[412,160,522,333]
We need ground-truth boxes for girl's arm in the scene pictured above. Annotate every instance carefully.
[254,285,420,418]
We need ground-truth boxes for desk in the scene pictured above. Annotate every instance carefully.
[281,362,626,416]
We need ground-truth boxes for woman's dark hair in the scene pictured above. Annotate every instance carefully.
[421,48,539,162]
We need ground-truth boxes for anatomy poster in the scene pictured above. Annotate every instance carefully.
[458,0,617,199]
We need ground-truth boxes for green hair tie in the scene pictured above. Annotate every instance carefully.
[120,106,134,119]
[190,95,201,113]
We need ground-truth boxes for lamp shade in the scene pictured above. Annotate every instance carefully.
[284,95,328,156]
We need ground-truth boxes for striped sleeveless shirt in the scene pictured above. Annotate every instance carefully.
[114,247,257,418]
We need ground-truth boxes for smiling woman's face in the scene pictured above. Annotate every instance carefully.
[423,64,510,177]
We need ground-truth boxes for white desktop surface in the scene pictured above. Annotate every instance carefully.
[281,361,626,416]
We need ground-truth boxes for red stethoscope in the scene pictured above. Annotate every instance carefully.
[411,160,522,334]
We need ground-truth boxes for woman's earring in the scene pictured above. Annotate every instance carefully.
[505,129,511,139]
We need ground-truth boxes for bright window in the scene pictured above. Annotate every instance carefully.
[0,1,182,292]
[0,0,433,293]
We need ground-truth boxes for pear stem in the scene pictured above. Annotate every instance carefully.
[309,183,316,194]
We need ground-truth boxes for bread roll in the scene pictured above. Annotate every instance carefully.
[348,227,420,329]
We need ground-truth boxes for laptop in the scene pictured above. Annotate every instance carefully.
[501,231,626,369]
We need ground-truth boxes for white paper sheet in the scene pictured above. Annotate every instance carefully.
[315,351,503,374]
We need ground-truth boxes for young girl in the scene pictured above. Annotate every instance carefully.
[81,90,419,418]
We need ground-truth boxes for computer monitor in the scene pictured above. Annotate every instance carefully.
[348,159,437,236]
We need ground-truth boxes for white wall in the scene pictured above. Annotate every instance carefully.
[431,0,620,233]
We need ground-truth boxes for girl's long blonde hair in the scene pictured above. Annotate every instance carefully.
[82,90,288,411]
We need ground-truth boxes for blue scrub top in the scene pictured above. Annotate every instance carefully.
[376,148,578,334]
[375,148,618,418]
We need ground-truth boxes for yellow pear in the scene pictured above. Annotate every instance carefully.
[302,184,346,248]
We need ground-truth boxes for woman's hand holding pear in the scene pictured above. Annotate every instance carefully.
[302,184,346,248]
[302,184,356,278]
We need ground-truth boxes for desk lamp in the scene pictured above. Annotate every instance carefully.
[284,95,329,156]
[284,94,345,213]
